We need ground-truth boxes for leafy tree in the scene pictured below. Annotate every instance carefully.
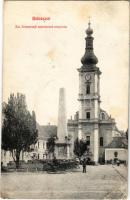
[2,93,38,168]
[73,137,88,158]
[47,136,57,159]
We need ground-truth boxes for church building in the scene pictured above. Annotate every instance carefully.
[67,22,126,163]
[2,22,127,166]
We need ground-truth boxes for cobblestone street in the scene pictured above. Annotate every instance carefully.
[1,165,128,199]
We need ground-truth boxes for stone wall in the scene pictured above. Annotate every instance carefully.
[105,148,128,161]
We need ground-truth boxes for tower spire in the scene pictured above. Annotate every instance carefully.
[88,16,91,28]
[81,20,98,66]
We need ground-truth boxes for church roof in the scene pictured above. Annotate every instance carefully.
[99,108,115,123]
[105,136,127,149]
[114,125,125,136]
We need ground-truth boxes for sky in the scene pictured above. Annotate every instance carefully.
[3,1,129,131]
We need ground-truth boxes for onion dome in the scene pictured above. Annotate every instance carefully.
[86,21,93,35]
[81,51,98,65]
[81,21,98,65]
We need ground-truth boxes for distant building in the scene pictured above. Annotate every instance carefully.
[30,123,57,160]
[105,136,128,163]
[1,123,57,165]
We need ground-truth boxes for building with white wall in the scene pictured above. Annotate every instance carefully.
[67,22,127,163]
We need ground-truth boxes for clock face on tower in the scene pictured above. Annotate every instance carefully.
[85,74,91,81]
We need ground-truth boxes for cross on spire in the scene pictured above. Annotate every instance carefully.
[88,16,91,28]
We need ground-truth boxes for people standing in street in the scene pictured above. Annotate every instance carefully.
[82,158,87,173]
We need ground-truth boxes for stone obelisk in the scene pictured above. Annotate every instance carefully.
[55,88,71,159]
[57,88,68,141]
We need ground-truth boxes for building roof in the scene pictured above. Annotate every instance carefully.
[105,136,127,149]
[37,123,57,140]
[99,108,115,123]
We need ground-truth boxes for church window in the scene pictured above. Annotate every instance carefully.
[114,151,118,157]
[86,136,90,146]
[102,113,105,120]
[100,137,103,146]
[86,84,90,94]
[86,112,90,119]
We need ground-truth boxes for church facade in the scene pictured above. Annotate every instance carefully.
[67,22,125,163]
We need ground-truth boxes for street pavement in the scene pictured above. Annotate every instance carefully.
[1,165,128,199]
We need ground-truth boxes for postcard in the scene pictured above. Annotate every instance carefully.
[1,1,129,199]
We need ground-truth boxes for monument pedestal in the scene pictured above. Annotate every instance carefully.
[55,140,72,159]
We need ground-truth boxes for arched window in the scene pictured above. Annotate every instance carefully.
[100,137,103,146]
[114,151,118,157]
[86,84,90,94]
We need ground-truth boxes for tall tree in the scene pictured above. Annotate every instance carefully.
[2,93,38,168]
[73,137,88,159]
[47,136,57,159]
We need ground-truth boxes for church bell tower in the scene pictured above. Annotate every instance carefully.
[77,21,101,163]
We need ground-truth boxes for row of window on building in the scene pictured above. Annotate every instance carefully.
[86,112,105,120]
[86,136,103,147]
[35,141,46,149]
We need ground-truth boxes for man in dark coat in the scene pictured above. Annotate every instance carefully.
[82,158,87,173]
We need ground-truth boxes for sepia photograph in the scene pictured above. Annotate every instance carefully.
[1,0,129,199]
